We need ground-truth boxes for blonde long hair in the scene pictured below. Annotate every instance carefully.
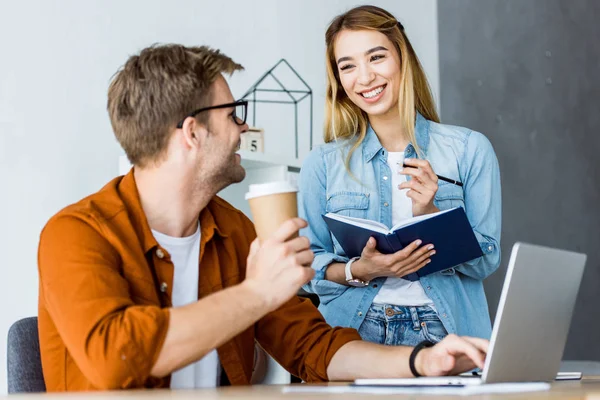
[324,5,439,170]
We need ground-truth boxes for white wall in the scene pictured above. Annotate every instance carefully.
[0,0,438,393]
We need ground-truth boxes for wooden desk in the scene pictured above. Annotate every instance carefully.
[3,381,600,399]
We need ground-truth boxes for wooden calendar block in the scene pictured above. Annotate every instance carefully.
[241,128,264,152]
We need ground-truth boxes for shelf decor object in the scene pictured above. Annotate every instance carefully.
[239,127,264,153]
[240,59,313,159]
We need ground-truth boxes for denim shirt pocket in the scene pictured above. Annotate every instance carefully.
[326,191,370,218]
[434,181,465,210]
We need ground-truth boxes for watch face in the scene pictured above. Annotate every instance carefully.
[347,279,368,287]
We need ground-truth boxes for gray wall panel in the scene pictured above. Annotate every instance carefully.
[438,0,600,360]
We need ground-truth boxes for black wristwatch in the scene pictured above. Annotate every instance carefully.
[409,340,435,377]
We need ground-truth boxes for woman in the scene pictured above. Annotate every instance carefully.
[299,5,501,346]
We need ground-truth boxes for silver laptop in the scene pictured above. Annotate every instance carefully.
[354,242,587,387]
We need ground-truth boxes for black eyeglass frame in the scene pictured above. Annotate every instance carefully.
[176,100,248,129]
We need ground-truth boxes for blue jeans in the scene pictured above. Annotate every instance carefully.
[358,304,449,346]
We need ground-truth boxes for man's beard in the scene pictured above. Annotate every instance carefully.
[205,153,246,193]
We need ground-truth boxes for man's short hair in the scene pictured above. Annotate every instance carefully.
[107,44,243,167]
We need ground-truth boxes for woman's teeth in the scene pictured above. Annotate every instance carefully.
[361,85,384,98]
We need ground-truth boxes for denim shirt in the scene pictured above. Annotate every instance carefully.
[298,113,502,339]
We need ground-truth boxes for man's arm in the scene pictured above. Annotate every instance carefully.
[39,215,314,389]
[255,295,362,382]
[153,218,318,376]
[327,335,488,380]
[149,282,269,377]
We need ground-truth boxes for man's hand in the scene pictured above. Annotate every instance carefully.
[415,335,488,376]
[244,218,315,313]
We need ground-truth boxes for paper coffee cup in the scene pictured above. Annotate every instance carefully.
[245,180,299,241]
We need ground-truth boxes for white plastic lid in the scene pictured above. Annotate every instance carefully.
[245,180,298,200]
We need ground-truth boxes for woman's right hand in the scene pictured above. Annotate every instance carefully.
[351,238,435,282]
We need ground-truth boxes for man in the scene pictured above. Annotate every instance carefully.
[37,44,488,391]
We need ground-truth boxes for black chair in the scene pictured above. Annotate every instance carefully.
[6,316,46,393]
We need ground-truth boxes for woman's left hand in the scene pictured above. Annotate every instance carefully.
[399,158,440,216]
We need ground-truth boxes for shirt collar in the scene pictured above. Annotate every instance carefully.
[118,169,227,254]
[362,112,431,162]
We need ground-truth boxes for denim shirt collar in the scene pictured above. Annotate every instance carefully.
[362,112,431,162]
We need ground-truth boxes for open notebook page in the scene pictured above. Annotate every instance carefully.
[390,207,457,231]
[324,207,459,235]
[323,213,390,234]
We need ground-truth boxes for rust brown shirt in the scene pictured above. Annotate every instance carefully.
[37,170,361,391]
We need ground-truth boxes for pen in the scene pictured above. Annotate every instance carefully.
[401,163,463,187]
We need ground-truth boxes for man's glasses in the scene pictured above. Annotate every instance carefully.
[176,100,248,129]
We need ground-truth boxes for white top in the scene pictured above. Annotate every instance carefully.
[152,224,221,389]
[371,152,434,307]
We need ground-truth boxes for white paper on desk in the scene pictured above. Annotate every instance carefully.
[282,382,551,396]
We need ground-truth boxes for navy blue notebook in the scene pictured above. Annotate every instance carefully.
[322,207,483,281]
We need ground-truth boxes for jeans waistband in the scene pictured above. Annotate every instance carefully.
[366,304,439,327]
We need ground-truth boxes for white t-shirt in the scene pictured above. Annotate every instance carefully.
[152,223,221,389]
[371,151,434,306]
